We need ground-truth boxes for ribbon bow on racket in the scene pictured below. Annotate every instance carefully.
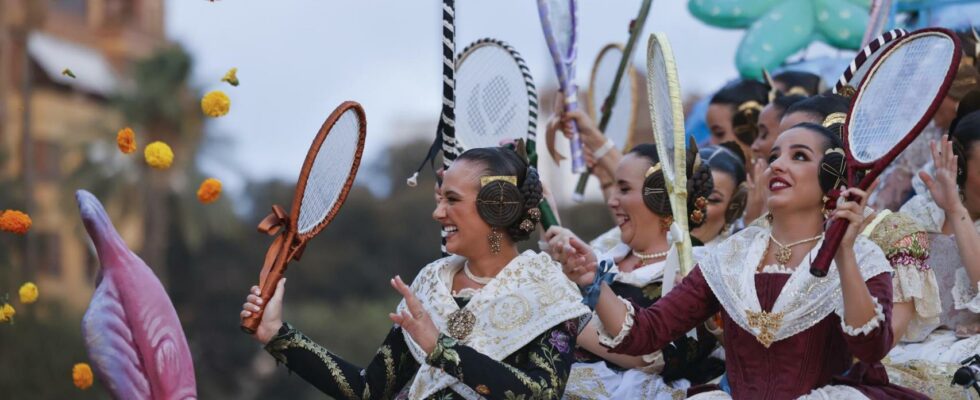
[256,205,307,284]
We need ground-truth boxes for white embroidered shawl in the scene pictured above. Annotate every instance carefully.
[699,226,893,346]
[397,250,590,399]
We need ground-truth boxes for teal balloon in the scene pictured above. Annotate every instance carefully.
[690,0,870,79]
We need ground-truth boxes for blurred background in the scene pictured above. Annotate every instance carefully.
[1,0,979,398]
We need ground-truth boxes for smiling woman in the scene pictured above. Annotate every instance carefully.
[575,123,927,399]
[240,145,590,400]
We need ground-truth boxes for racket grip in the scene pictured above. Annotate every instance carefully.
[566,101,586,173]
[241,263,286,334]
[539,202,560,230]
[572,171,590,202]
[810,219,849,277]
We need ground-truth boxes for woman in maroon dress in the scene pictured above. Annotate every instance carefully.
[560,123,925,399]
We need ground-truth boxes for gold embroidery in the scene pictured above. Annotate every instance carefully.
[746,310,785,348]
[490,294,532,331]
[379,345,396,398]
[476,384,491,395]
[268,332,358,398]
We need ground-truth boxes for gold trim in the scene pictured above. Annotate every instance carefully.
[737,100,763,113]
[822,112,847,127]
[786,86,810,96]
[644,162,662,178]
[480,175,517,187]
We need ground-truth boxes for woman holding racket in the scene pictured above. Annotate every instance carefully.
[543,112,722,399]
[563,123,925,399]
[241,146,590,400]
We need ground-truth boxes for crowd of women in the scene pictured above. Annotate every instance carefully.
[235,30,980,400]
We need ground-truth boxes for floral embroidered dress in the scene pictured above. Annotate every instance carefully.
[595,226,926,399]
[265,251,591,400]
[564,239,724,400]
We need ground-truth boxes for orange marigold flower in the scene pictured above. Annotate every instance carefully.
[0,303,15,323]
[201,90,230,117]
[144,141,174,169]
[197,178,223,204]
[0,210,32,234]
[116,127,137,154]
[18,282,38,304]
[73,363,94,390]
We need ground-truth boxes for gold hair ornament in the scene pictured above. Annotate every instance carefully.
[481,176,518,187]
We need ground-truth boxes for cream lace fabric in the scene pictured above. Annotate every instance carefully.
[952,268,980,313]
[699,226,893,347]
[687,386,870,400]
[597,297,636,348]
[841,298,886,336]
[589,227,623,256]
[398,251,590,399]
[759,264,794,274]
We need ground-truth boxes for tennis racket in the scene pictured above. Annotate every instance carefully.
[572,0,654,200]
[438,0,458,256]
[241,101,367,333]
[647,33,694,275]
[455,38,559,228]
[571,43,643,201]
[834,28,908,95]
[811,29,961,277]
[537,0,585,173]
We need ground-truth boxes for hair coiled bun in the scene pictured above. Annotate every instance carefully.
[508,166,543,242]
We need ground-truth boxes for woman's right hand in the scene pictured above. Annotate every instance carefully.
[544,92,608,163]
[743,159,768,223]
[241,278,286,345]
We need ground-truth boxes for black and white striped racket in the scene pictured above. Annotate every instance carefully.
[834,28,909,95]
[455,38,559,228]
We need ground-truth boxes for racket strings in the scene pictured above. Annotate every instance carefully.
[850,36,955,163]
[298,110,362,235]
[649,43,676,180]
[546,0,574,54]
[456,45,532,149]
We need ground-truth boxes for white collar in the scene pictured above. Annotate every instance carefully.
[699,226,892,348]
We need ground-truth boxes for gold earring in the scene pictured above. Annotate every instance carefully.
[489,227,502,255]
[660,215,673,233]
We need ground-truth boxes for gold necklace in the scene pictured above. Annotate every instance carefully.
[768,232,823,264]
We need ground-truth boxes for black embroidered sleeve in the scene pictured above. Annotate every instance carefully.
[425,318,580,400]
[264,322,419,399]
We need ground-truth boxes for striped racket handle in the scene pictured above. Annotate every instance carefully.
[810,219,848,277]
[439,0,456,257]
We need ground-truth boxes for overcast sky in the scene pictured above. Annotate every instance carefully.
[164,0,745,198]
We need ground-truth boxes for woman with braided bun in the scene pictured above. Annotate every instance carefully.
[240,145,590,400]
[692,143,750,248]
[565,123,925,399]
[543,106,722,399]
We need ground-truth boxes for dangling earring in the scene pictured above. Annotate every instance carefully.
[488,227,502,255]
[660,215,673,233]
[821,195,830,220]
[765,213,773,223]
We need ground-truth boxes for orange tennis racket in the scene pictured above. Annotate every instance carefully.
[241,101,366,334]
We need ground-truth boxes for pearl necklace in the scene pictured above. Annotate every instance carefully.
[632,248,670,263]
[768,232,823,264]
[463,262,494,285]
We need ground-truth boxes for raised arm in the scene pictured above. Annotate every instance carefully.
[922,137,980,286]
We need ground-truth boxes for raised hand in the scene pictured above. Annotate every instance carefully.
[920,135,965,215]
[240,278,286,345]
[830,180,878,263]
[555,235,598,287]
[389,276,439,353]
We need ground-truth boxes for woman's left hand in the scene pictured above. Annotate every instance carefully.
[389,276,439,353]
[830,180,878,263]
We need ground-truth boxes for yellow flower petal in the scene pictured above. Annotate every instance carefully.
[201,90,231,117]
[1,303,15,322]
[221,67,239,87]
[116,127,137,154]
[18,282,38,304]
[0,210,32,235]
[144,141,174,169]
[73,363,94,390]
[196,178,223,204]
